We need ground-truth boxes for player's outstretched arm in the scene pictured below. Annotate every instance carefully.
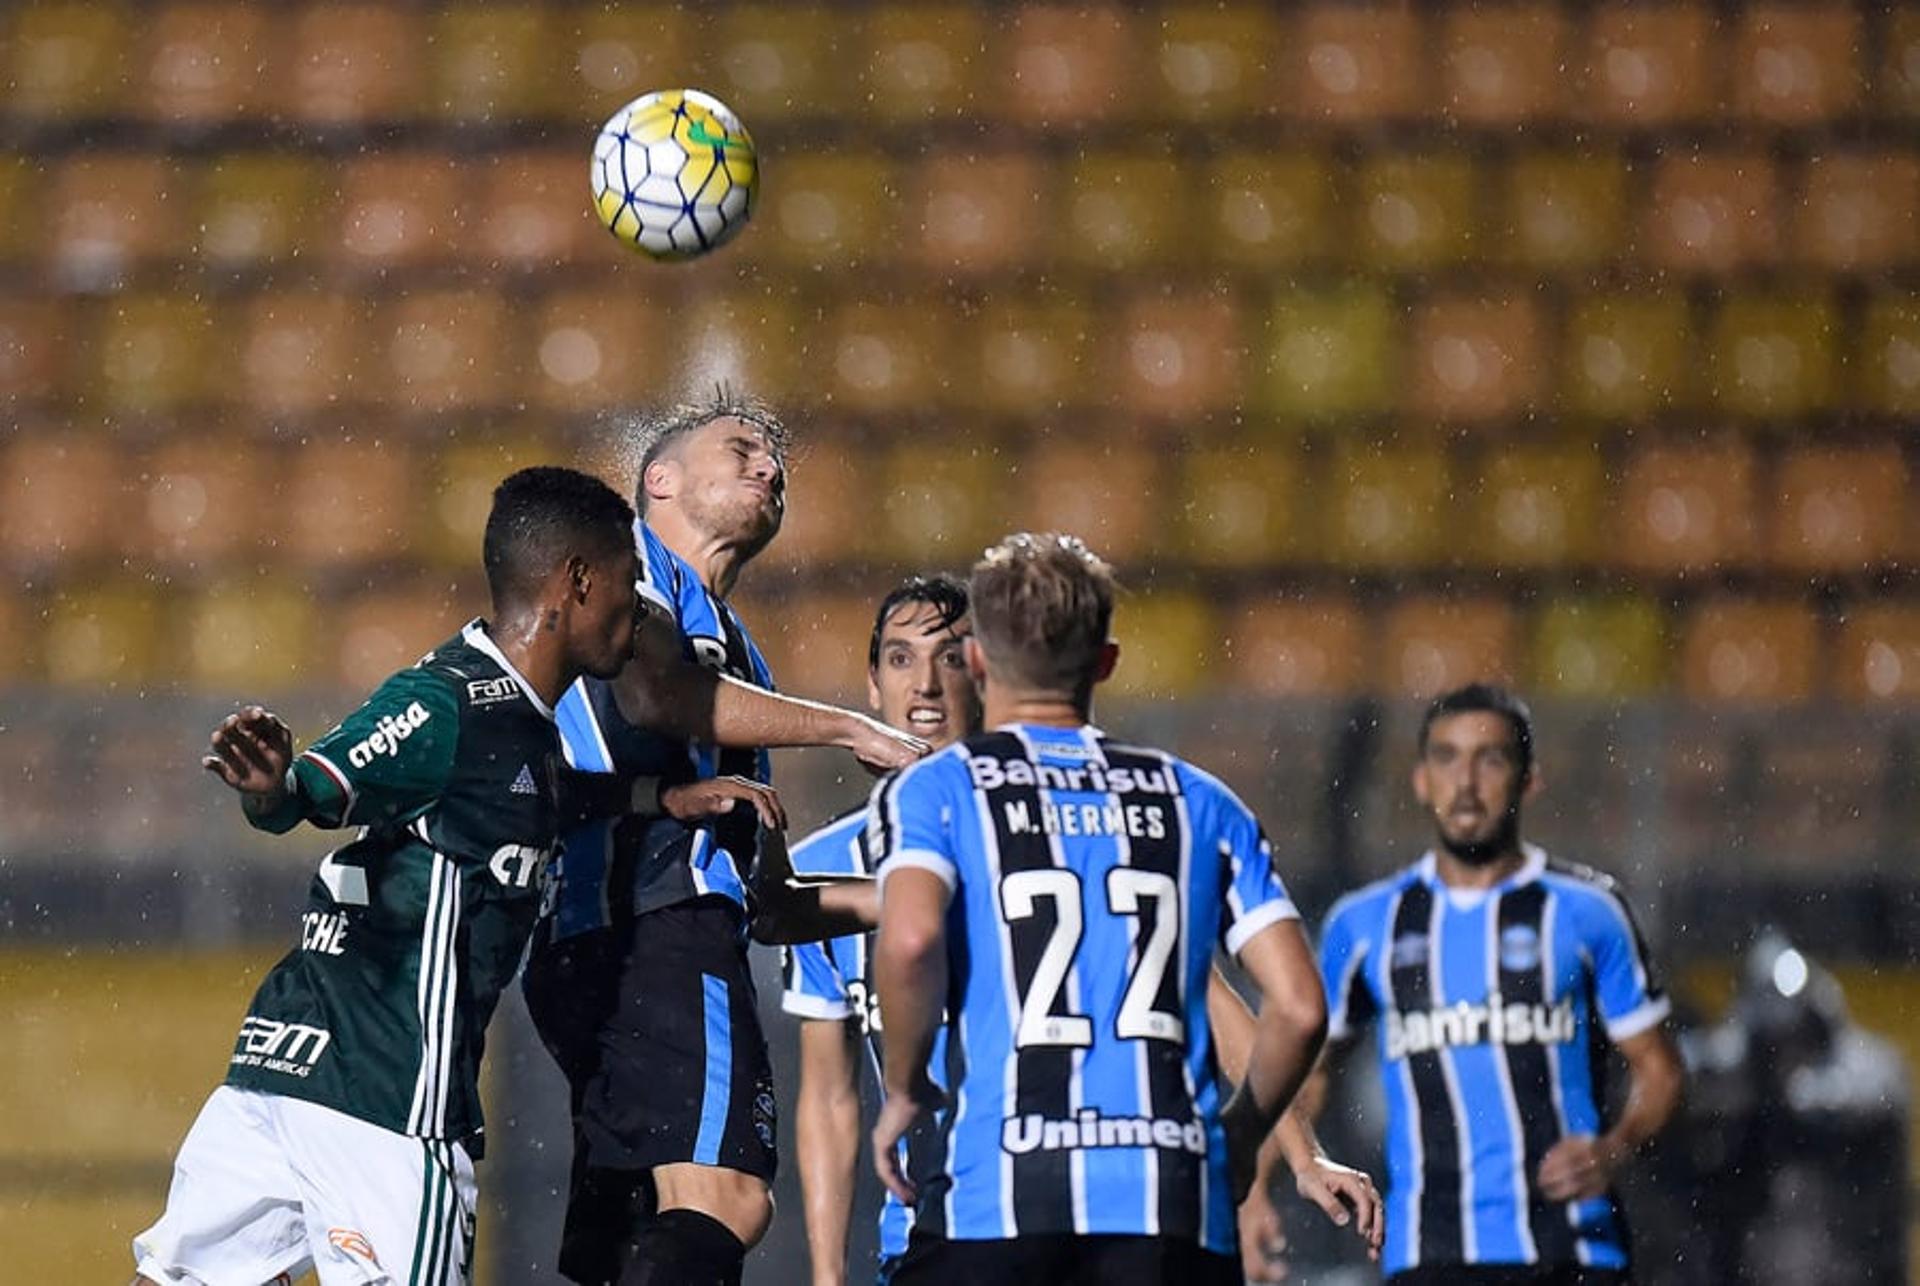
[750,829,878,945]
[1538,1024,1685,1201]
[202,706,301,832]
[794,1018,863,1286]
[871,866,950,1206]
[1220,921,1329,1205]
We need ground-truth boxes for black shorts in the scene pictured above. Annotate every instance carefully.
[889,1231,1243,1286]
[1389,1266,1631,1286]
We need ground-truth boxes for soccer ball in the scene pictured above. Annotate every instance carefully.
[590,89,758,262]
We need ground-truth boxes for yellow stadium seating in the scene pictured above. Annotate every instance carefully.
[1612,442,1760,575]
[1224,596,1367,696]
[525,286,668,415]
[477,149,597,273]
[1881,10,1920,118]
[181,580,318,692]
[1769,446,1909,575]
[191,153,329,271]
[865,4,986,123]
[1729,5,1863,126]
[1794,150,1920,272]
[1561,292,1693,420]
[234,289,364,416]
[136,436,275,572]
[0,435,121,570]
[995,4,1137,125]
[1578,5,1715,126]
[47,153,179,290]
[1437,4,1569,125]
[746,592,874,703]
[674,288,810,402]
[416,435,557,571]
[330,152,463,276]
[0,154,32,265]
[1529,595,1667,698]
[1706,291,1838,418]
[1354,152,1480,269]
[282,440,417,571]
[1012,436,1156,565]
[1680,597,1821,703]
[94,294,213,414]
[761,432,865,569]
[0,298,71,405]
[280,3,421,125]
[1501,149,1627,271]
[376,290,509,415]
[1057,153,1187,271]
[1854,295,1920,415]
[1379,596,1519,699]
[962,295,1096,415]
[1324,445,1450,569]
[819,298,956,414]
[1176,445,1304,568]
[870,440,1006,565]
[330,580,476,692]
[905,149,1048,274]
[39,581,165,690]
[709,5,851,122]
[1264,285,1398,419]
[1468,445,1604,568]
[1202,151,1337,270]
[1282,3,1426,123]
[759,151,897,268]
[1104,591,1215,700]
[1406,293,1545,423]
[1834,602,1920,703]
[0,588,26,684]
[4,2,130,121]
[1644,150,1783,274]
[555,7,690,124]
[1110,290,1244,417]
[428,5,558,125]
[1147,6,1284,122]
[140,2,269,125]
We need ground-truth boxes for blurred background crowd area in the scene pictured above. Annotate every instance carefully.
[2,0,1918,1281]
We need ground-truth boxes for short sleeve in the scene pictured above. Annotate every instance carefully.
[1319,899,1378,1043]
[1583,886,1671,1041]
[1214,793,1299,958]
[296,668,461,830]
[782,941,853,1021]
[867,760,959,895]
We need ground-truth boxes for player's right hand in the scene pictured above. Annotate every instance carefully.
[845,713,928,776]
[202,706,294,800]
[661,776,787,831]
[1294,1155,1384,1261]
[1237,1182,1291,1283]
[872,1074,943,1206]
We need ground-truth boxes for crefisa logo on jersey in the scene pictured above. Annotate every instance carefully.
[1385,993,1576,1061]
[345,702,432,768]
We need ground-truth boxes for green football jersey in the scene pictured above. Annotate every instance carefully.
[225,620,560,1145]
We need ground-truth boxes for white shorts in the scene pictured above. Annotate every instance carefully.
[134,1085,477,1286]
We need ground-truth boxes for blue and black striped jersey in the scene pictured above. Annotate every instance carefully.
[867,724,1298,1254]
[546,519,775,938]
[1319,845,1669,1275]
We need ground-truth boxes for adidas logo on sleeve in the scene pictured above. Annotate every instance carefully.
[510,764,539,796]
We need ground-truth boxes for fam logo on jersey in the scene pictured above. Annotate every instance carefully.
[345,702,432,768]
[232,1016,332,1077]
[466,677,519,707]
[1384,994,1576,1061]
[327,1228,381,1267]
[1002,1109,1208,1158]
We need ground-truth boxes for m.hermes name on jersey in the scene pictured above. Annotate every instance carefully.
[1384,994,1576,1061]
[1001,798,1168,840]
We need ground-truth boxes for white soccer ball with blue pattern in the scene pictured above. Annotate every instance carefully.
[590,88,758,261]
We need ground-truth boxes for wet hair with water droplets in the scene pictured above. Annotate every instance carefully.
[967,532,1115,695]
[868,574,970,672]
[633,386,789,515]
[483,466,635,604]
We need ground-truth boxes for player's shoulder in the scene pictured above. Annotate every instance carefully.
[1535,850,1643,925]
[1323,863,1424,935]
[790,807,869,876]
[416,622,546,715]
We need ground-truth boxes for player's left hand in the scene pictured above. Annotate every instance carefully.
[1294,1156,1383,1260]
[843,713,929,776]
[203,706,295,801]
[871,1075,943,1206]
[1236,1182,1290,1283]
[1537,1133,1623,1202]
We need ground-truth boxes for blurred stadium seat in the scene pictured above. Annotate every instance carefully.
[1379,596,1520,698]
[331,581,468,692]
[760,151,896,268]
[1147,5,1283,122]
[962,295,1095,415]
[1224,596,1367,696]
[1264,285,1398,419]
[1680,597,1820,703]
[747,591,873,703]
[1578,4,1715,127]
[0,298,71,407]
[40,581,165,690]
[140,2,269,127]
[557,7,689,124]
[525,286,665,415]
[1561,291,1693,420]
[1855,295,1920,415]
[1110,290,1244,417]
[4,1,130,123]
[235,290,363,417]
[0,154,33,266]
[1707,290,1838,419]
[137,435,273,572]
[1353,153,1479,270]
[711,5,851,122]
[995,4,1136,125]
[376,290,509,415]
[763,432,864,569]
[1437,4,1568,125]
[1529,595,1667,697]
[280,3,420,126]
[1104,591,1215,699]
[1769,445,1908,575]
[416,435,556,571]
[1014,436,1155,565]
[1501,148,1627,271]
[282,440,416,571]
[871,440,1005,565]
[47,153,178,292]
[1835,601,1920,702]
[1283,3,1425,123]
[1644,151,1783,274]
[477,150,597,274]
[675,289,810,403]
[1324,445,1450,570]
[1729,5,1862,126]
[1794,150,1920,272]
[1407,293,1545,423]
[182,580,318,693]
[0,435,122,572]
[428,5,557,126]
[1613,441,1760,575]
[331,152,462,276]
[905,150,1046,274]
[1469,445,1604,568]
[865,4,984,122]
[94,294,213,415]
[1203,151,1337,270]
[192,153,329,272]
[1175,444,1304,568]
[1058,153,1187,271]
[820,298,954,414]
[1753,724,1886,869]
[1881,10,1920,118]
